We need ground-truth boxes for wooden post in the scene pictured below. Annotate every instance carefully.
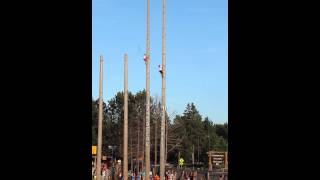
[224,152,228,169]
[137,110,140,172]
[131,128,133,171]
[145,0,151,178]
[160,0,167,179]
[208,151,212,171]
[154,110,158,175]
[97,55,104,180]
[123,54,128,180]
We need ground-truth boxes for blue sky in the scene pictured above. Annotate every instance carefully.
[92,0,228,124]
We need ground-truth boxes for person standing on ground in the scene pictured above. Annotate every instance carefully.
[149,171,153,180]
[173,171,177,180]
[193,171,197,180]
[153,174,160,180]
[102,167,106,180]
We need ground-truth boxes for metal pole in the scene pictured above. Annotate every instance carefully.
[160,0,167,179]
[123,54,128,180]
[145,0,151,178]
[97,54,104,180]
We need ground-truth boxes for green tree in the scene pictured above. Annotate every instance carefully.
[169,103,205,164]
[215,123,228,141]
[92,92,228,168]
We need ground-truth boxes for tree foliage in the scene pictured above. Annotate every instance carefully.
[92,91,228,167]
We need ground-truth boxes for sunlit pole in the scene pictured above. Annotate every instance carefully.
[160,0,167,179]
[145,0,151,177]
[123,54,128,180]
[97,55,104,180]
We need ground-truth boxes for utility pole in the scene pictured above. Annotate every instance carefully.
[97,54,104,180]
[160,0,167,179]
[123,54,128,180]
[145,0,151,177]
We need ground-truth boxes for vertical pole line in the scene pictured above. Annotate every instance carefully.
[145,0,151,177]
[123,54,128,180]
[154,113,158,175]
[131,128,133,171]
[160,0,167,179]
[97,54,104,180]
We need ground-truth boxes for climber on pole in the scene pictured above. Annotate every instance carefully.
[158,65,163,75]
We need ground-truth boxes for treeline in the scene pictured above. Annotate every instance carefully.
[92,90,227,166]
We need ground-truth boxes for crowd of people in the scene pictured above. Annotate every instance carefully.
[92,164,226,180]
[179,170,197,180]
[92,162,111,180]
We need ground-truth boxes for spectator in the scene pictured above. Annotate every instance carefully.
[173,171,177,180]
[149,171,153,180]
[153,174,160,180]
[218,174,224,180]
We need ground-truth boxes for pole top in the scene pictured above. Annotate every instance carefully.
[100,54,104,62]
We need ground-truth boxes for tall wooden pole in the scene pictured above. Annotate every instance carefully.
[160,0,167,179]
[154,111,158,175]
[123,54,128,180]
[209,151,212,171]
[137,113,140,172]
[145,0,151,177]
[143,113,145,169]
[131,128,133,172]
[97,54,104,180]
[165,118,168,161]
